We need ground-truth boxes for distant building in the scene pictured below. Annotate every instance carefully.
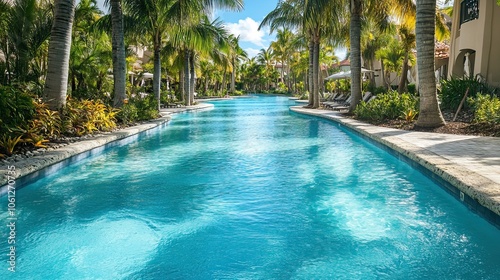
[449,0,500,86]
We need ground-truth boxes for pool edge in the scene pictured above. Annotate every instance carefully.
[289,106,500,229]
[0,103,214,194]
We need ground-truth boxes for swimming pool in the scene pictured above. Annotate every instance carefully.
[2,96,500,279]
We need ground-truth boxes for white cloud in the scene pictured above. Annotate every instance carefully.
[245,48,260,58]
[225,17,267,48]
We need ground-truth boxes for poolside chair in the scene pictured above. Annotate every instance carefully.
[324,95,352,110]
[331,93,377,111]
[320,93,340,107]
[322,94,350,109]
[362,92,372,102]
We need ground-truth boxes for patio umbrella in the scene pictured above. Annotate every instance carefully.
[324,68,374,80]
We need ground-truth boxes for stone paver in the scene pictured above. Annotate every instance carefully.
[290,106,500,218]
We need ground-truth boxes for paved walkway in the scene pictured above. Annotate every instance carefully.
[290,106,500,220]
[160,102,214,116]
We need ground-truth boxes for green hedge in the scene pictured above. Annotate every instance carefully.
[468,94,500,124]
[439,76,496,111]
[354,91,418,122]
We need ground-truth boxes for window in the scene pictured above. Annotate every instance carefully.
[460,0,480,26]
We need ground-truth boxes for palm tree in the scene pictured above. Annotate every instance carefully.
[415,0,445,128]
[270,28,294,89]
[123,0,171,110]
[171,15,232,105]
[44,0,76,110]
[256,47,275,90]
[109,0,127,108]
[228,35,247,94]
[397,26,416,93]
[347,0,415,111]
[70,0,112,97]
[2,0,53,84]
[124,0,242,109]
[348,0,363,113]
[261,0,343,108]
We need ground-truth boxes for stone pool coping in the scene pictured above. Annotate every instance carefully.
[0,103,214,189]
[290,106,500,226]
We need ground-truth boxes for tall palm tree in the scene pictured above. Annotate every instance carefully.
[348,0,363,113]
[171,15,232,105]
[397,26,415,93]
[109,0,127,108]
[347,0,414,111]
[2,0,53,84]
[44,0,76,110]
[123,0,172,110]
[270,28,293,89]
[256,47,275,90]
[415,0,445,128]
[261,0,342,108]
[70,0,112,97]
[228,35,247,94]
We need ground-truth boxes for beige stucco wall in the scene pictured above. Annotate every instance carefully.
[449,0,500,86]
[486,3,500,87]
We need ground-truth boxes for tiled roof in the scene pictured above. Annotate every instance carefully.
[411,42,449,59]
[435,42,450,59]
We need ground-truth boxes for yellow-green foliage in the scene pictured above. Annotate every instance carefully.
[0,135,23,156]
[30,102,61,137]
[468,94,500,124]
[354,91,418,122]
[63,99,117,136]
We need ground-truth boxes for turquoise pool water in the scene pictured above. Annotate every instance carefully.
[1,96,500,279]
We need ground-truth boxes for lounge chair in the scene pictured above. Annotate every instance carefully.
[325,92,373,111]
[323,94,350,108]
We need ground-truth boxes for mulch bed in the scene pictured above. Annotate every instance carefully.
[352,111,500,137]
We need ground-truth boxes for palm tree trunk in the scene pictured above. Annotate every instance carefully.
[231,57,236,94]
[221,70,227,94]
[179,71,184,102]
[184,49,191,106]
[111,0,127,108]
[415,0,445,128]
[4,38,11,85]
[398,52,409,93]
[153,40,161,111]
[349,0,362,113]
[312,38,320,108]
[307,37,314,107]
[190,51,195,104]
[370,60,375,88]
[43,0,76,110]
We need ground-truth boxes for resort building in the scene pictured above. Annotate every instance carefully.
[448,0,500,86]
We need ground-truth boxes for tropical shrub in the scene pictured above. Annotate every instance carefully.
[117,95,159,123]
[407,83,416,95]
[439,76,496,111]
[0,135,23,156]
[133,95,159,121]
[354,91,418,122]
[373,86,389,95]
[338,79,351,92]
[62,99,117,136]
[116,103,139,124]
[30,102,62,137]
[0,85,36,138]
[468,94,500,124]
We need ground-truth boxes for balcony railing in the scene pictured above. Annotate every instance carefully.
[460,0,479,26]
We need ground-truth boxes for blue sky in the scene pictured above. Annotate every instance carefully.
[215,0,279,58]
[96,0,279,58]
